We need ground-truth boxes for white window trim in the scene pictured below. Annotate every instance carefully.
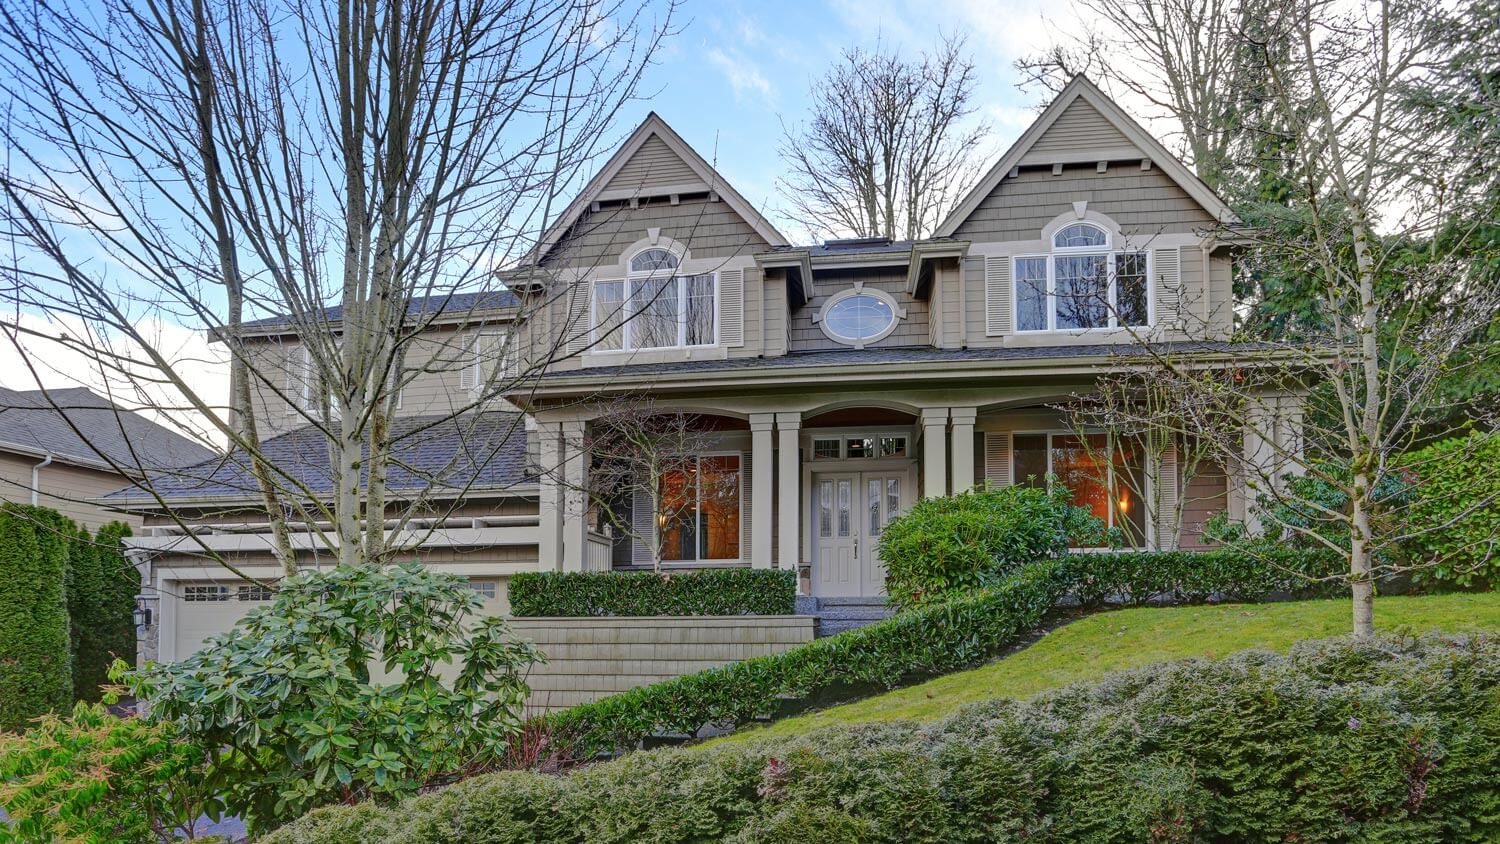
[292,342,342,420]
[1012,249,1153,334]
[812,283,907,349]
[656,449,744,565]
[463,329,510,395]
[592,247,720,352]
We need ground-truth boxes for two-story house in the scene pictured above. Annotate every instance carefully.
[110,76,1301,661]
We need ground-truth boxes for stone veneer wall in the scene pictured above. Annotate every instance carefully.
[510,616,816,712]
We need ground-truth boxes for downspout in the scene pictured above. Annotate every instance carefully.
[30,453,53,505]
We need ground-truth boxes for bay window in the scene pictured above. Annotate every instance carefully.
[593,247,717,351]
[1014,223,1150,331]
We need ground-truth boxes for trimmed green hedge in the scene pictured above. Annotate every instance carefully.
[0,504,74,730]
[542,562,1068,758]
[510,569,796,617]
[69,523,136,702]
[262,633,1500,843]
[1061,546,1349,607]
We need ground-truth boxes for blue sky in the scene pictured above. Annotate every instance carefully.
[607,0,1080,237]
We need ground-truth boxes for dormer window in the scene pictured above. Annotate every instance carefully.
[593,247,715,351]
[1015,221,1149,332]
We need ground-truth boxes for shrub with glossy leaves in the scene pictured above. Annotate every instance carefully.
[879,483,1101,609]
[1400,432,1500,587]
[261,634,1500,844]
[0,697,215,844]
[124,562,544,831]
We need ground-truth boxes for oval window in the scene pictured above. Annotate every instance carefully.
[823,293,896,343]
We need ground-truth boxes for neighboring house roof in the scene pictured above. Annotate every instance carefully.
[935,75,1237,237]
[535,341,1282,382]
[526,112,789,265]
[103,411,532,505]
[241,290,519,331]
[0,386,216,474]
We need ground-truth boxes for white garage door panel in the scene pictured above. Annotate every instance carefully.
[174,593,257,659]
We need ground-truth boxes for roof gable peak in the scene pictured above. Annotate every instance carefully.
[935,75,1236,237]
[528,113,787,263]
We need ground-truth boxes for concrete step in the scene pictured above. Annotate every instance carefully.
[815,596,891,608]
[815,607,894,621]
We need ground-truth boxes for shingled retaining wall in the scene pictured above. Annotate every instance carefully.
[510,615,816,712]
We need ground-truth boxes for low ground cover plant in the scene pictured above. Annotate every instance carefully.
[510,568,795,616]
[261,633,1500,843]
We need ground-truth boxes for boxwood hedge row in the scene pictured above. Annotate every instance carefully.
[263,633,1500,843]
[509,568,796,617]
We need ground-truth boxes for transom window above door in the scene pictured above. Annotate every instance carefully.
[1015,222,1150,332]
[593,247,716,351]
[810,435,908,460]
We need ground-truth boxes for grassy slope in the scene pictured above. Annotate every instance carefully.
[708,592,1500,747]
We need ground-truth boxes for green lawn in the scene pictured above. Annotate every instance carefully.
[707,592,1500,747]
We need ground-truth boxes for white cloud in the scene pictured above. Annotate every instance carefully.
[706,47,776,105]
[0,312,228,446]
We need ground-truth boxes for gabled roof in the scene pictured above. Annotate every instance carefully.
[240,290,519,332]
[936,76,1236,237]
[0,387,216,474]
[103,411,531,506]
[527,112,788,264]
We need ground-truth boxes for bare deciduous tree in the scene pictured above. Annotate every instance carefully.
[0,0,677,577]
[777,34,989,242]
[576,400,719,573]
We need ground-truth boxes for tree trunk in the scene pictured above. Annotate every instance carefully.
[1349,492,1376,639]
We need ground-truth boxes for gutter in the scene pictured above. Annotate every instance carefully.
[30,452,53,506]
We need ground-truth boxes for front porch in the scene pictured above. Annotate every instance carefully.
[532,390,1290,598]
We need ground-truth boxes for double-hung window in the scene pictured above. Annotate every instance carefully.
[593,248,716,351]
[1015,223,1150,331]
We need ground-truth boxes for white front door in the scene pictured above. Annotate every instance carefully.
[813,473,861,597]
[813,470,908,597]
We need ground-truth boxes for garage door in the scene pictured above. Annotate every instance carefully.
[173,583,265,658]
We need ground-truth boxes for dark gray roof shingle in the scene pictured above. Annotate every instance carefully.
[0,387,216,472]
[106,411,531,503]
[242,290,519,329]
[539,341,1271,380]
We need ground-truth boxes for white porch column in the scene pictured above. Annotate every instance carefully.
[921,407,949,498]
[750,413,776,569]
[775,412,802,577]
[536,420,564,571]
[559,419,589,572]
[949,407,977,493]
